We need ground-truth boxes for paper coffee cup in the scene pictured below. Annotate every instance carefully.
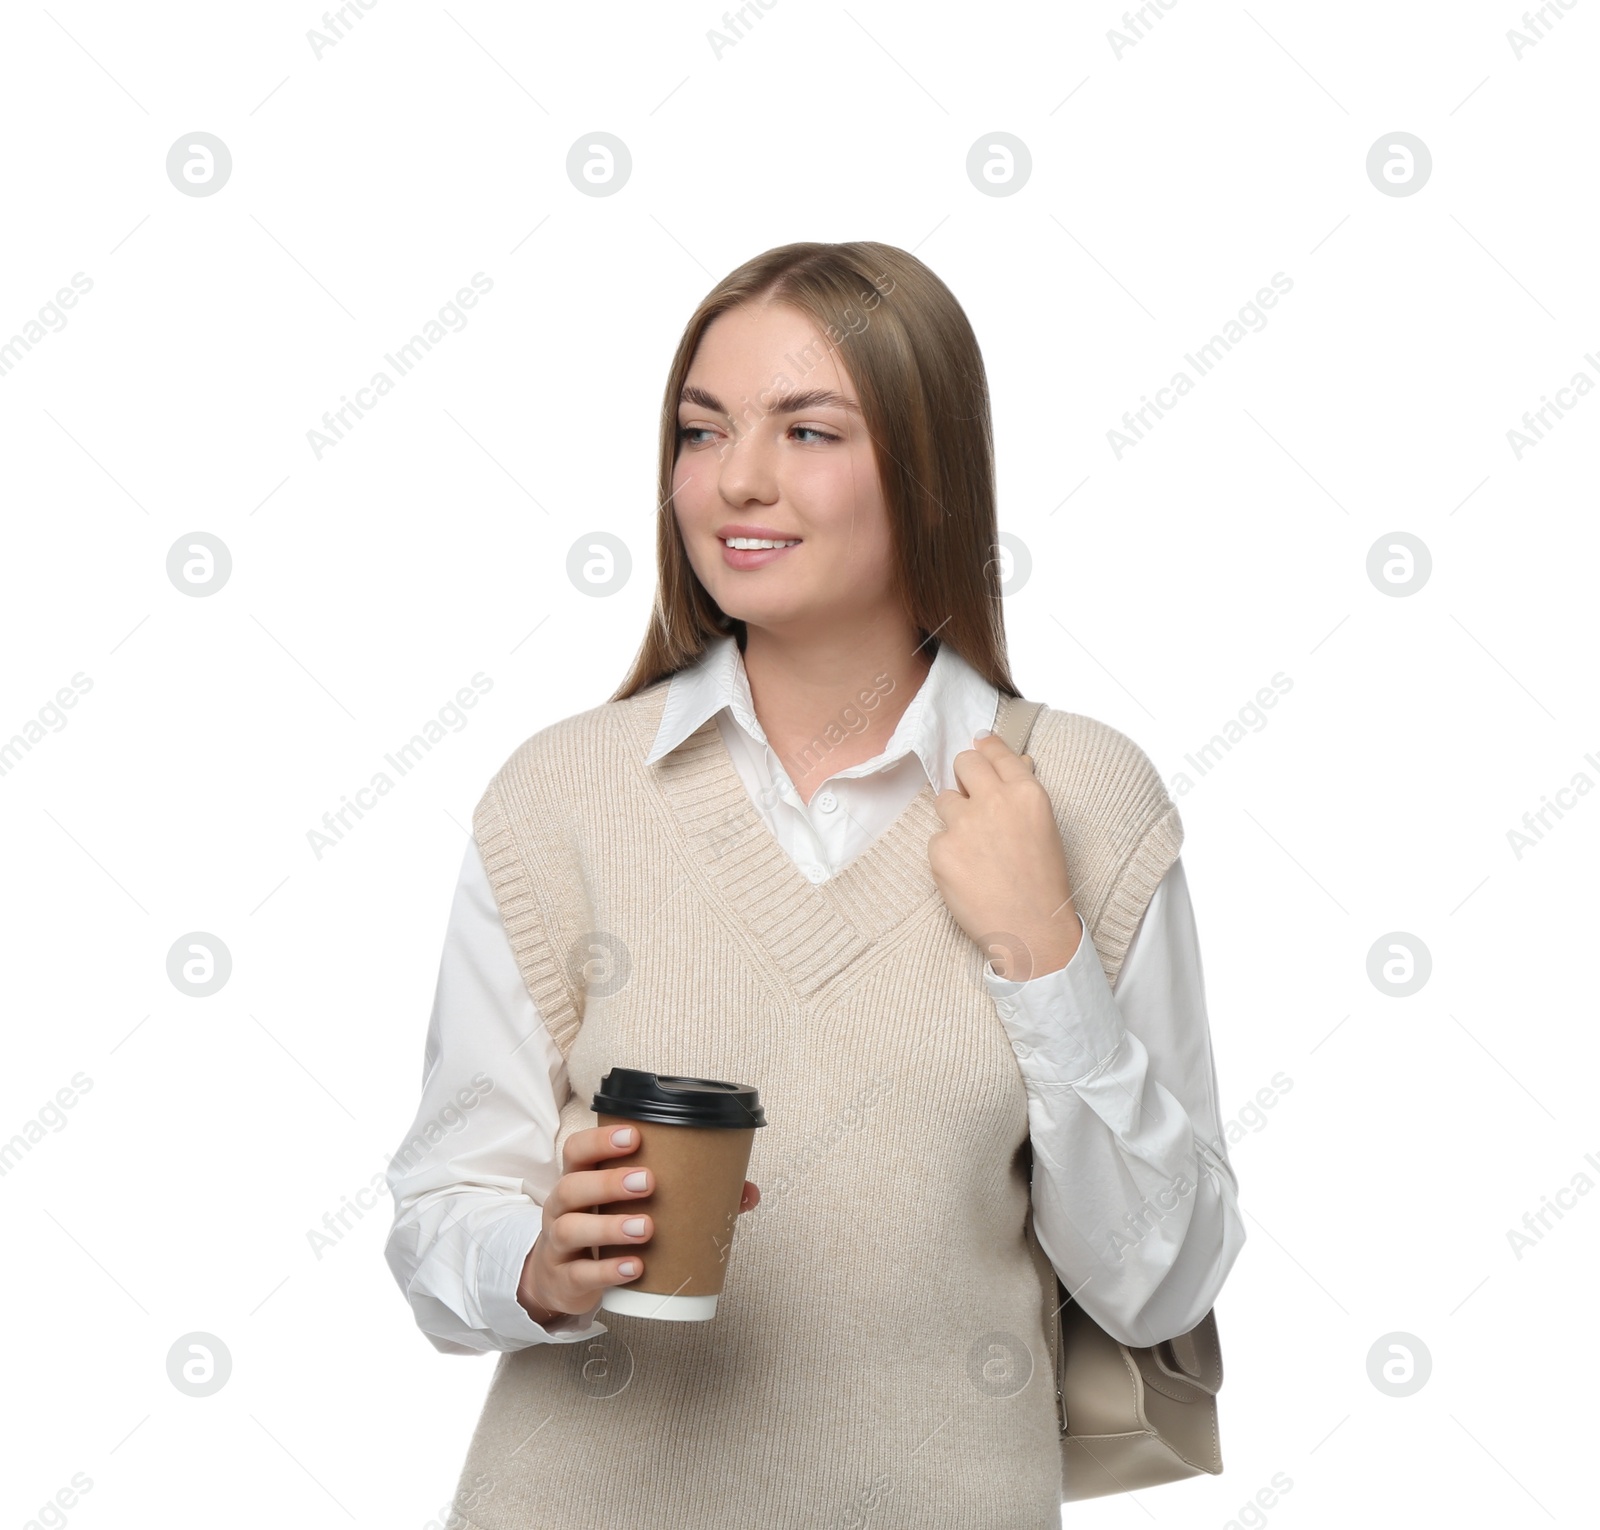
[592,1068,767,1321]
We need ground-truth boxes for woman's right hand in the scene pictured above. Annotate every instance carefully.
[516,1122,760,1326]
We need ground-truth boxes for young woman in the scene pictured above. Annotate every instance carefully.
[385,241,1245,1529]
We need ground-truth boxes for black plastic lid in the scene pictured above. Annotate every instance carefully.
[591,1067,766,1129]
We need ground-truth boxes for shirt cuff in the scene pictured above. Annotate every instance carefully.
[982,913,1126,1085]
[478,1205,608,1346]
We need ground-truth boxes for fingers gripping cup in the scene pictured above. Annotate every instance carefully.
[592,1068,767,1321]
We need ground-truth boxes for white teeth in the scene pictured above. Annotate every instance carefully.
[722,537,799,549]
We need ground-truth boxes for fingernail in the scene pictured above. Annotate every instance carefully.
[623,1170,648,1191]
[618,1260,639,1277]
[611,1127,635,1147]
[622,1217,647,1236]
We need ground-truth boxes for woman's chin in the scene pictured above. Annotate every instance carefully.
[711,592,809,629]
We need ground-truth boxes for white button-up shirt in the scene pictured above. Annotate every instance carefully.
[385,636,1245,1354]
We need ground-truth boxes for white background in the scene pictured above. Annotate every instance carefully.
[2,2,1595,1526]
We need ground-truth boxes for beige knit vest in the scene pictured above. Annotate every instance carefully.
[452,677,1181,1530]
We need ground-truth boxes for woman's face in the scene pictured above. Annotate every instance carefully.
[672,300,899,643]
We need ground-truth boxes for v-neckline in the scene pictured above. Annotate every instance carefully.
[625,681,949,999]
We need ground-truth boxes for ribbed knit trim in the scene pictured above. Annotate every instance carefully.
[471,781,583,1057]
[1095,801,1184,986]
[997,707,1182,990]
[621,681,947,1003]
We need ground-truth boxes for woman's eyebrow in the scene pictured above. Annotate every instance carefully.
[679,385,860,417]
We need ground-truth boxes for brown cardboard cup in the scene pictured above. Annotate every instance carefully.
[591,1069,766,1321]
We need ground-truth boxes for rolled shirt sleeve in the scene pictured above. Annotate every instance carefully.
[982,856,1245,1348]
[384,837,606,1354]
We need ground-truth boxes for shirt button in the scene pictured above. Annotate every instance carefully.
[816,790,837,812]
[804,864,827,883]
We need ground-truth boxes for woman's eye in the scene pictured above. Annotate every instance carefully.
[677,424,838,446]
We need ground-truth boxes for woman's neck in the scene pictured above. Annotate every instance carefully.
[739,623,935,803]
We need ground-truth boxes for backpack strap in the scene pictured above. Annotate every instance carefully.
[992,693,1046,757]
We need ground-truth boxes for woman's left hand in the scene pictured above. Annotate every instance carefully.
[929,732,1081,981]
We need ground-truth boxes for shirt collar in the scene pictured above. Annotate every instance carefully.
[645,633,1000,794]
